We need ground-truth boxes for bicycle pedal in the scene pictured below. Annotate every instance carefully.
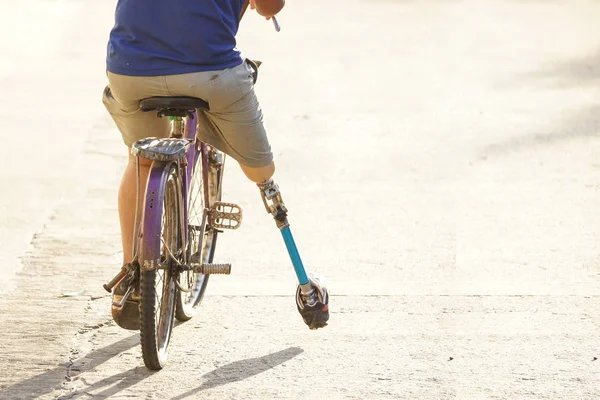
[193,263,231,275]
[210,202,242,230]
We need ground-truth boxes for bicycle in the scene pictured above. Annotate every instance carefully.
[102,90,245,369]
[103,60,328,371]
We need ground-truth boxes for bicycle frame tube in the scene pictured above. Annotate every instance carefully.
[182,113,199,242]
[184,111,211,212]
[181,111,211,251]
[184,112,199,189]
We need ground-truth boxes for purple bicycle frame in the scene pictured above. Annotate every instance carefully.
[139,111,210,268]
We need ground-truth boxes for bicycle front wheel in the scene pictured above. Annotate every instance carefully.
[140,163,183,370]
[175,147,223,321]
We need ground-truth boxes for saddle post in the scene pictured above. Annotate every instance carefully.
[171,115,185,138]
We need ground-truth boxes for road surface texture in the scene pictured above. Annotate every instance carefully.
[1,0,600,399]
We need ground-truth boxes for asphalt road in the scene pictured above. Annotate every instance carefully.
[1,0,600,399]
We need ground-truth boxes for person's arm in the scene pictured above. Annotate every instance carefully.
[250,0,285,18]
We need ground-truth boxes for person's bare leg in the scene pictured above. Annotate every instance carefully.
[239,161,275,183]
[118,153,152,264]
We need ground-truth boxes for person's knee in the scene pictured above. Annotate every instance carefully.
[239,161,275,183]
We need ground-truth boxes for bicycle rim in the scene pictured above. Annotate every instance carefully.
[140,164,181,370]
[176,148,222,321]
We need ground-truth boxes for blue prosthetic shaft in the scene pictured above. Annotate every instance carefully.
[259,179,312,288]
[259,178,329,330]
[281,227,309,285]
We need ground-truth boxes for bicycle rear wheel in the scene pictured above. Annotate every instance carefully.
[140,163,183,370]
[175,147,223,321]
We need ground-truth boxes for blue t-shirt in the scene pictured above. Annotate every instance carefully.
[107,0,246,76]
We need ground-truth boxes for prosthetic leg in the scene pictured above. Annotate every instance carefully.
[258,179,329,330]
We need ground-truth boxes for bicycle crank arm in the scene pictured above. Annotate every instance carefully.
[193,263,231,274]
[111,285,133,308]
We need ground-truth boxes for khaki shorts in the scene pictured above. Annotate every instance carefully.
[102,61,273,168]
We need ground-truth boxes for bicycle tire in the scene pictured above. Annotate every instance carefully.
[175,147,223,321]
[140,163,182,370]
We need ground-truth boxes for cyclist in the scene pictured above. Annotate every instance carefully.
[102,0,328,330]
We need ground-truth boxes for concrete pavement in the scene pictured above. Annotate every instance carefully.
[0,0,111,293]
[1,0,600,399]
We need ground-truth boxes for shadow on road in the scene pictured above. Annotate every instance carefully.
[480,104,600,158]
[480,49,600,159]
[0,334,141,400]
[523,48,600,87]
[171,347,304,400]
[57,366,152,400]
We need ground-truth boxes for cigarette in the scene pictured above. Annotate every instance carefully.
[272,16,281,32]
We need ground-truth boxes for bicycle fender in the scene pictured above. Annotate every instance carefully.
[139,161,175,270]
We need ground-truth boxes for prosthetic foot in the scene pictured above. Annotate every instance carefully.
[296,272,329,329]
[258,179,329,330]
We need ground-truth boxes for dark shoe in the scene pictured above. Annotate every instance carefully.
[111,265,141,331]
[296,273,329,330]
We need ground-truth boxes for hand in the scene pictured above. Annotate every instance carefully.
[249,0,283,20]
[250,0,271,20]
